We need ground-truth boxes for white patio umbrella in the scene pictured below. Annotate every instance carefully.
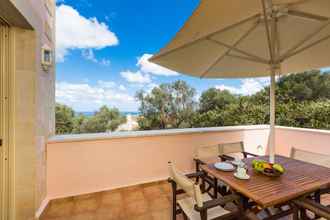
[151,0,330,163]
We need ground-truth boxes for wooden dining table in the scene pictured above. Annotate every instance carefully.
[201,155,330,212]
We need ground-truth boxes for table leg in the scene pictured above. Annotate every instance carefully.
[238,195,252,220]
[213,177,218,199]
[314,189,321,219]
[292,203,299,220]
[239,194,250,212]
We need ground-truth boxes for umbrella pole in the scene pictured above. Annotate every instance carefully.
[269,67,276,164]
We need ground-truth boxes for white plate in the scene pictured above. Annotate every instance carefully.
[234,173,250,180]
[214,162,235,171]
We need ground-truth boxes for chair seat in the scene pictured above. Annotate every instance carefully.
[177,193,230,220]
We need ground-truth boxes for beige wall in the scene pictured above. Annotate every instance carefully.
[3,0,55,219]
[46,126,330,201]
[47,126,269,199]
[10,27,37,220]
[275,126,330,156]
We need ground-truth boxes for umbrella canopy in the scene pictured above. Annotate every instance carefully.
[151,0,330,163]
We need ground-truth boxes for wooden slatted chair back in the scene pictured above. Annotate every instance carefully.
[219,142,245,160]
[168,162,204,208]
[194,144,220,160]
[219,142,244,154]
[291,148,330,168]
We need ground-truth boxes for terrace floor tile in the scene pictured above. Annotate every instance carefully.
[41,180,330,220]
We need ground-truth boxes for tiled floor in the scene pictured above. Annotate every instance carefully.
[41,181,330,220]
[41,181,179,220]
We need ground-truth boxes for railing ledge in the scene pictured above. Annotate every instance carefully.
[48,125,270,144]
[276,126,330,135]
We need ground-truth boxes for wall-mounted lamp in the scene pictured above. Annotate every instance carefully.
[41,44,53,72]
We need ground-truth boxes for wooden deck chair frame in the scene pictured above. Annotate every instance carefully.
[291,147,330,218]
[219,141,257,162]
[193,145,222,198]
[168,162,244,220]
[293,197,330,220]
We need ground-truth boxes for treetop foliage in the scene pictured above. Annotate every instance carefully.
[136,70,330,131]
[136,80,196,130]
[55,104,126,135]
[56,70,330,134]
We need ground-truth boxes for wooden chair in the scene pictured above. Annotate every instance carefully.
[291,148,330,217]
[293,198,330,220]
[219,142,257,162]
[168,161,243,220]
[290,148,330,169]
[193,145,221,198]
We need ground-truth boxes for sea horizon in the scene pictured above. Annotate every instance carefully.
[77,111,139,117]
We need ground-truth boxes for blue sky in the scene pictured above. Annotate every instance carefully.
[55,0,270,112]
[56,0,330,111]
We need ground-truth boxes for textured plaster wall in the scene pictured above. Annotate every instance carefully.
[47,126,330,201]
[275,127,330,156]
[11,27,37,220]
[47,127,269,199]
[6,0,55,219]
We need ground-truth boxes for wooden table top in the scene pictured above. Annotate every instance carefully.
[201,155,330,208]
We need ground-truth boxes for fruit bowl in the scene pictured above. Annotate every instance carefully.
[260,168,283,177]
[252,160,285,177]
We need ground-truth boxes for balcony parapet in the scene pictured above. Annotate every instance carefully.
[277,126,330,135]
[46,125,330,200]
[48,125,270,143]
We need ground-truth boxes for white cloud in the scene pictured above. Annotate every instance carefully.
[137,54,179,76]
[56,81,138,111]
[97,80,116,88]
[82,49,97,62]
[56,4,119,62]
[120,71,151,84]
[100,59,111,66]
[119,85,127,91]
[216,78,270,96]
[81,49,111,66]
[120,53,178,86]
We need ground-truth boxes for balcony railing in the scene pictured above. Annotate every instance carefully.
[46,125,330,201]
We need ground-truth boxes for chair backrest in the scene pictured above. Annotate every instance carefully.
[168,162,203,208]
[291,148,330,168]
[219,142,245,160]
[195,144,220,160]
[294,198,330,220]
[219,142,244,155]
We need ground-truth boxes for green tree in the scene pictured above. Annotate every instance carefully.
[199,88,237,113]
[78,106,126,133]
[276,101,330,129]
[56,71,330,133]
[193,71,330,130]
[55,103,75,134]
[72,114,87,134]
[136,80,197,130]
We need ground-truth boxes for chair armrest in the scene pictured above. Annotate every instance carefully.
[167,178,185,195]
[193,158,206,165]
[186,171,206,179]
[194,194,240,211]
[320,187,330,195]
[293,198,330,219]
[243,152,258,157]
[219,154,235,161]
[168,170,205,181]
